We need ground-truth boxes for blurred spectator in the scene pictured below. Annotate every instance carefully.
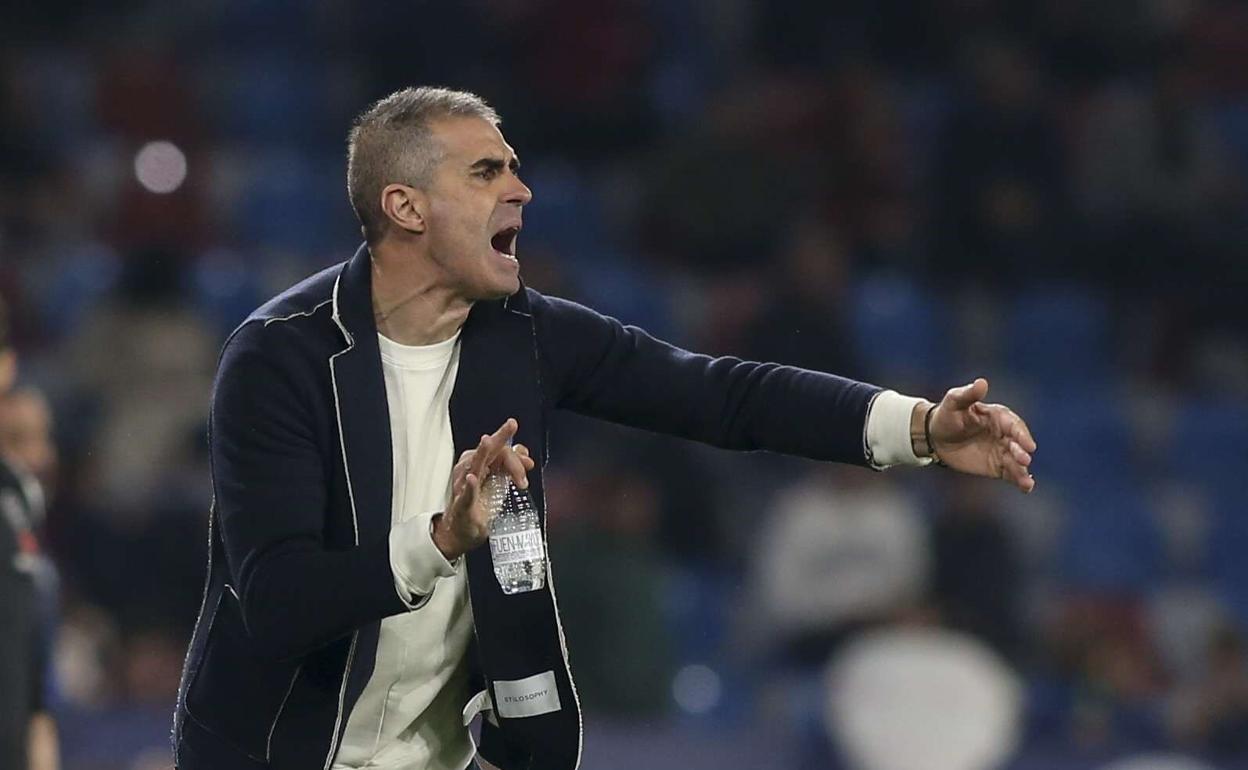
[753,466,926,666]
[933,36,1070,284]
[0,66,56,251]
[0,308,60,769]
[1076,46,1240,290]
[1043,596,1167,749]
[548,465,675,717]
[0,387,59,489]
[744,215,862,378]
[929,477,1025,661]
[825,627,1022,770]
[1169,625,1248,757]
[640,74,831,270]
[64,248,215,514]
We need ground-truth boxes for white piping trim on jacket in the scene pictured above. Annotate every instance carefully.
[323,634,359,770]
[542,525,584,769]
[264,299,334,327]
[172,499,218,751]
[324,272,362,770]
[526,292,582,768]
[266,664,303,761]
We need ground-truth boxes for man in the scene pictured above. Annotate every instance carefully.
[0,312,61,770]
[173,87,1036,770]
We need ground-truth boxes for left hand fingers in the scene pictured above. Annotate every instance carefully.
[1000,446,1036,493]
[976,403,1037,453]
[1007,439,1032,469]
[512,443,536,471]
[493,442,531,489]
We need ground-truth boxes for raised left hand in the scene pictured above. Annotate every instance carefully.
[925,378,1036,493]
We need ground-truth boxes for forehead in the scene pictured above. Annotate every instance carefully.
[430,116,515,164]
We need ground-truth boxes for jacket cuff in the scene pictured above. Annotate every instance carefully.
[864,390,935,469]
[389,511,460,610]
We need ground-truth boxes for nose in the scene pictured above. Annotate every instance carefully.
[505,175,532,207]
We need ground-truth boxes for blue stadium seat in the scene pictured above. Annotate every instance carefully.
[1166,400,1248,495]
[521,161,608,259]
[1057,481,1163,594]
[1006,287,1112,389]
[850,274,951,385]
[200,56,329,148]
[1206,489,1248,627]
[37,244,122,339]
[1026,393,1137,486]
[663,567,732,665]
[190,251,268,337]
[232,153,350,256]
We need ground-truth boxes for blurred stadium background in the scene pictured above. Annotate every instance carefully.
[3,1,1248,769]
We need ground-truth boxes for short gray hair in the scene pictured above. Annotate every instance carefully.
[347,86,500,243]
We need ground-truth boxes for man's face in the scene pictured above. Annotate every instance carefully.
[0,391,56,486]
[422,116,532,300]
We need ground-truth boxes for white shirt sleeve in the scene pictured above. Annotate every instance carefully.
[864,390,935,469]
[389,510,460,610]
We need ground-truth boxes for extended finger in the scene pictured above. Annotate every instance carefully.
[474,419,519,475]
[491,418,519,447]
[470,432,501,478]
[945,378,989,410]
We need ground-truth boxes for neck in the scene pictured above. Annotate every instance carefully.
[369,242,472,346]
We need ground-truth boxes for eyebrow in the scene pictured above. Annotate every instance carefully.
[469,155,521,174]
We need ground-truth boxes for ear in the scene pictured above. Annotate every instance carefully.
[379,183,428,236]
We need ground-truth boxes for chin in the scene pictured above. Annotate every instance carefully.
[475,275,521,301]
[498,275,522,297]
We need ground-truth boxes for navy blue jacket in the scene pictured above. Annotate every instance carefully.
[173,245,880,770]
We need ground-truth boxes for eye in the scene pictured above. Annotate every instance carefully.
[476,166,501,181]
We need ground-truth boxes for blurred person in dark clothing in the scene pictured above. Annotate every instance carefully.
[0,308,60,770]
[173,86,1037,770]
[0,388,58,490]
[66,248,216,512]
[933,37,1070,284]
[1170,625,1248,756]
[1045,596,1166,748]
[1077,45,1240,290]
[745,215,861,378]
[547,466,674,717]
[929,477,1023,661]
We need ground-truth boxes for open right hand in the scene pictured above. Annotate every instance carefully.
[432,418,535,561]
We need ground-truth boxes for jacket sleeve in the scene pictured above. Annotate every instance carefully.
[528,290,882,466]
[210,322,408,661]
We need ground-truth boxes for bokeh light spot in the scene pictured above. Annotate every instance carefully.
[672,663,722,715]
[133,140,187,194]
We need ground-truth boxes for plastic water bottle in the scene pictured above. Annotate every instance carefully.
[484,473,546,594]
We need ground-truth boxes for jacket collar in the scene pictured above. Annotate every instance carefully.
[331,243,375,347]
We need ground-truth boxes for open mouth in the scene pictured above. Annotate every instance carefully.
[491,226,520,260]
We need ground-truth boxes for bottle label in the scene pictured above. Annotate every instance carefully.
[489,528,544,565]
